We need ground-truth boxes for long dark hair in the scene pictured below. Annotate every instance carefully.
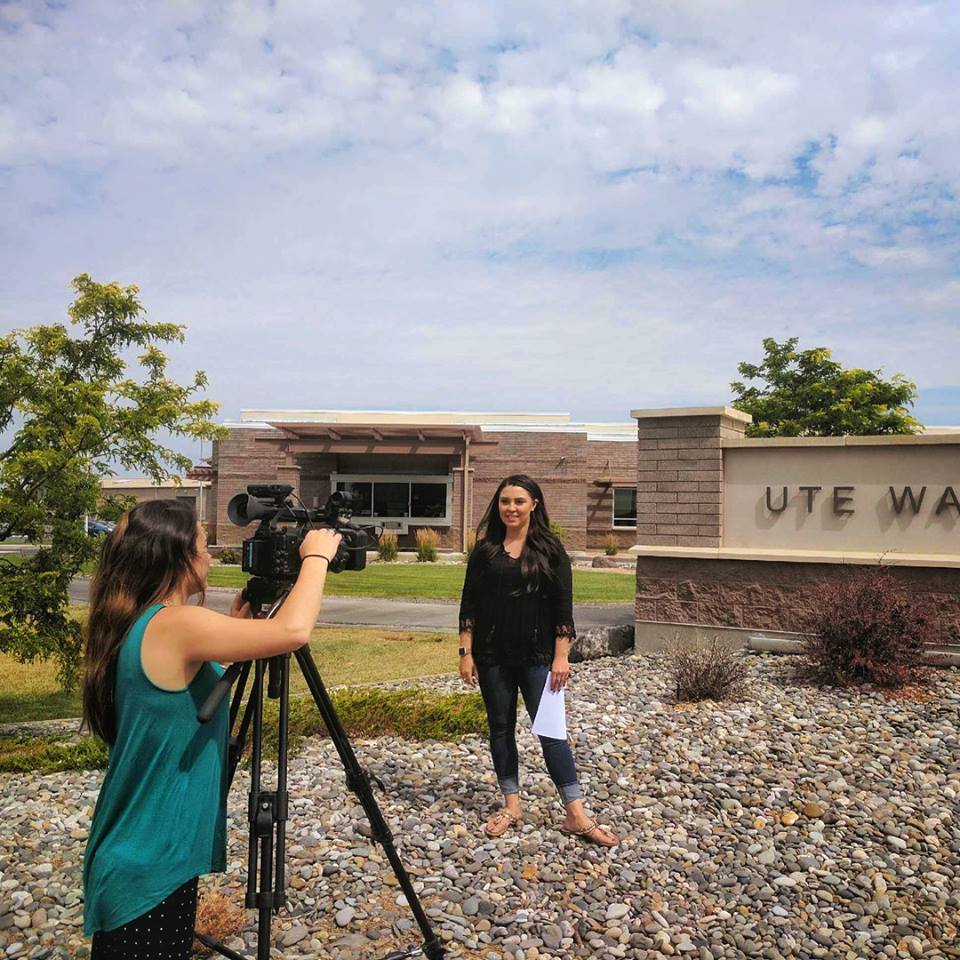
[476,474,567,590]
[83,499,205,745]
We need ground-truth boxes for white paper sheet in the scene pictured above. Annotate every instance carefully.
[531,673,567,740]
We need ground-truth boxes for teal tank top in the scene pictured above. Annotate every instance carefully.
[83,603,229,935]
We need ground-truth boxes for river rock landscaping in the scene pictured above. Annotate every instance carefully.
[2,652,958,960]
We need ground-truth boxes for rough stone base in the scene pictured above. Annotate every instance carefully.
[634,620,960,666]
[570,624,634,662]
[635,555,960,646]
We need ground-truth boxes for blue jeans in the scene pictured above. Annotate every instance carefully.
[476,661,582,805]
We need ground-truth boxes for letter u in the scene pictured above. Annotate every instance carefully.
[766,486,788,513]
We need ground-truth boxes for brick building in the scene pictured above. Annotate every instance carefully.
[203,411,638,551]
[101,477,211,520]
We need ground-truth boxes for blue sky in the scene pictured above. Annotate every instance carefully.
[1,0,958,463]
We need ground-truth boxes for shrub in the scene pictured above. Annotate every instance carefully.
[263,688,487,754]
[801,569,936,687]
[464,530,477,562]
[0,689,489,773]
[549,520,567,544]
[194,892,245,957]
[603,535,619,556]
[216,546,242,565]
[0,735,108,773]
[415,527,440,562]
[377,529,399,562]
[667,636,748,703]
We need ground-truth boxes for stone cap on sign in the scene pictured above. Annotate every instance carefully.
[628,544,960,568]
[630,406,753,424]
[723,433,960,447]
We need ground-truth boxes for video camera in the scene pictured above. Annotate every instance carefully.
[227,484,368,602]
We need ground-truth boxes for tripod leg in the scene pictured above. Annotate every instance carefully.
[193,931,249,960]
[246,660,264,914]
[249,657,291,960]
[227,662,254,784]
[274,654,290,910]
[293,646,445,960]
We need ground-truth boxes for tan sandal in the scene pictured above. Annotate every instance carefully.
[560,818,619,847]
[484,809,522,838]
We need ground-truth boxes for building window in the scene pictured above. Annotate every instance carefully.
[613,487,637,528]
[332,474,452,525]
[374,481,409,518]
[337,481,373,517]
[411,482,447,518]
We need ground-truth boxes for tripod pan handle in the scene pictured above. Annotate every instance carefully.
[197,662,245,724]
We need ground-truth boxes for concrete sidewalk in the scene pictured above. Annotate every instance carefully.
[68,579,633,632]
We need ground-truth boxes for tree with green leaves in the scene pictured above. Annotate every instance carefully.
[0,274,224,688]
[731,337,920,438]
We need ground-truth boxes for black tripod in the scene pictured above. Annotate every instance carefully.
[194,587,445,960]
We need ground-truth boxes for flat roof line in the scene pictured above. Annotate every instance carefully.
[240,409,575,425]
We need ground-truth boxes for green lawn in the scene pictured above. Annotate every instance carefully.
[207,561,635,602]
[0,626,459,724]
[7,551,635,601]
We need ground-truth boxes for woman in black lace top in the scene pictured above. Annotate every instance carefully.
[458,475,618,846]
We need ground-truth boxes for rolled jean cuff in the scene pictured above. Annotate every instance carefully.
[558,781,582,804]
[498,776,520,796]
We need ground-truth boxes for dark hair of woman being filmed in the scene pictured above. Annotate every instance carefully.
[457,474,618,847]
[81,498,341,959]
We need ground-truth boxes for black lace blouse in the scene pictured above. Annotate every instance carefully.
[458,545,576,667]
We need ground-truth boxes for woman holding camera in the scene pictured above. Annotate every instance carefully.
[82,498,341,960]
[458,474,618,846]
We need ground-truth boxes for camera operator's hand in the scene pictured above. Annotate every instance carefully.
[300,528,342,565]
[229,592,252,619]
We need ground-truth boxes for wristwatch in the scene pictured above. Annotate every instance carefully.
[458,647,471,657]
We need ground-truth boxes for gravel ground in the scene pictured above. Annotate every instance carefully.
[2,653,959,960]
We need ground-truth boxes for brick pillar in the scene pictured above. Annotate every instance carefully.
[277,458,301,498]
[631,407,751,547]
[451,466,473,552]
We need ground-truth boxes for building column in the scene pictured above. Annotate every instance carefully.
[631,406,750,548]
[276,444,302,499]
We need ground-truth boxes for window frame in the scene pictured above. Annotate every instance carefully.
[612,485,637,529]
[330,473,453,527]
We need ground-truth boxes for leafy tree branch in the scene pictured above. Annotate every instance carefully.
[0,274,226,688]
[731,337,920,438]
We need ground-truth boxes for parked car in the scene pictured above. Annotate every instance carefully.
[86,518,116,536]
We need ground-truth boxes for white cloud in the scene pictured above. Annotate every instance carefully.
[0,0,958,426]
[922,280,960,306]
[573,55,666,116]
[853,244,936,269]
[679,63,797,121]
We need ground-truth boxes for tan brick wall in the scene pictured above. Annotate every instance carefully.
[211,428,296,544]
[470,432,590,549]
[636,413,746,547]
[584,440,638,549]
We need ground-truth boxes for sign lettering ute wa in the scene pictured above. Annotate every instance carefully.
[763,485,960,517]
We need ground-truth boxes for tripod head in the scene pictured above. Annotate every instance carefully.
[240,577,289,614]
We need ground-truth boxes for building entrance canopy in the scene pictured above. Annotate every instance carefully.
[265,421,494,456]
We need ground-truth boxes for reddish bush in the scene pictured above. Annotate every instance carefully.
[666,635,748,703]
[193,890,245,956]
[802,569,936,687]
